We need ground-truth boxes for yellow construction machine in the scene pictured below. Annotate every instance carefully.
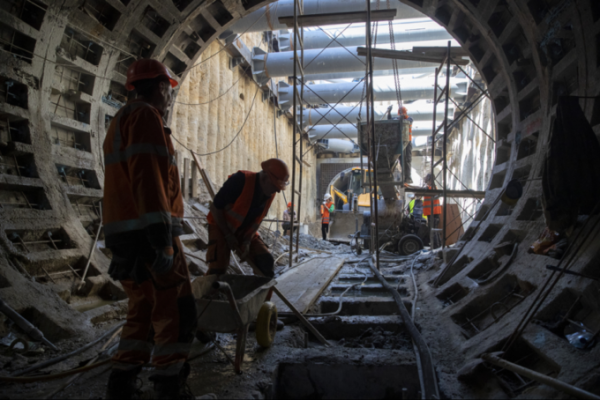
[326,120,430,255]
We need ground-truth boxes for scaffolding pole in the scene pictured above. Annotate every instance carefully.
[288,0,305,270]
[365,0,379,270]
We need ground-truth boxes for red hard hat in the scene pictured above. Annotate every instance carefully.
[261,158,290,190]
[125,59,178,91]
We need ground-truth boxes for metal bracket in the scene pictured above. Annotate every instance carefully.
[230,57,244,70]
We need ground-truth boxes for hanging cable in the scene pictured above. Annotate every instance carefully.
[172,84,260,157]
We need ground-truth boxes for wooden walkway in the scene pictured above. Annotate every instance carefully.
[273,256,346,314]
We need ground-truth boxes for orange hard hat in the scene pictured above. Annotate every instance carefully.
[261,158,290,190]
[287,202,292,207]
[125,59,178,91]
[398,106,408,115]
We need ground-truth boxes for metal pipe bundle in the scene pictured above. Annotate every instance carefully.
[304,67,436,81]
[307,122,437,140]
[252,46,437,85]
[301,103,450,126]
[316,138,359,153]
[221,0,426,35]
[294,25,452,50]
[278,79,467,109]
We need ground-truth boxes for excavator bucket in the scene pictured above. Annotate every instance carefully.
[328,211,363,243]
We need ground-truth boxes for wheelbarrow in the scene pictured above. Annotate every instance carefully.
[191,274,277,373]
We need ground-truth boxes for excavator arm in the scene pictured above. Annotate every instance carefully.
[331,187,348,204]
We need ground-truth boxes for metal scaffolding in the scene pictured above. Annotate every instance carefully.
[287,0,305,269]
[425,42,493,252]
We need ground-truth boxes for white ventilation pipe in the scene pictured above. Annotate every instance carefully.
[316,138,359,153]
[294,25,452,50]
[252,46,438,85]
[301,103,450,126]
[278,78,467,109]
[307,122,440,140]
[221,0,426,36]
[304,67,437,81]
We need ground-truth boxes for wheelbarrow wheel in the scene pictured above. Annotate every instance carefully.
[256,301,277,348]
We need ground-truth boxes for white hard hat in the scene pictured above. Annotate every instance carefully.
[407,193,415,198]
[324,193,332,200]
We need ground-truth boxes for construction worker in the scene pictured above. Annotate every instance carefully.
[408,193,424,220]
[206,159,289,278]
[282,202,296,236]
[423,173,442,247]
[399,106,414,184]
[321,193,335,240]
[103,59,204,399]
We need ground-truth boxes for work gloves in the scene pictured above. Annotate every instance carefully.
[224,232,250,261]
[224,232,239,252]
[151,246,174,275]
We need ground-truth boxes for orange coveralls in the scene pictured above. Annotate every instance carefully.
[103,100,195,376]
[206,171,275,276]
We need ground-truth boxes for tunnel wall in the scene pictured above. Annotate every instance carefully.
[0,0,599,396]
[171,37,317,225]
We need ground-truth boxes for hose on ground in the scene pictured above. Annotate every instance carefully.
[0,343,215,383]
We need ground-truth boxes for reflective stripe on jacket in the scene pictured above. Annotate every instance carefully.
[207,171,275,242]
[422,185,442,216]
[321,200,334,224]
[103,100,183,248]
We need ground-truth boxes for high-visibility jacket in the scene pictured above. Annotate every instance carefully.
[207,171,275,242]
[401,113,413,141]
[103,100,183,249]
[422,185,442,216]
[321,200,334,224]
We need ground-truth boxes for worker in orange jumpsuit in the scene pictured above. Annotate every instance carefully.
[423,173,443,248]
[103,59,205,400]
[206,159,289,277]
[321,193,335,240]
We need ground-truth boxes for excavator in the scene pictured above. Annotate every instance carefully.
[326,119,431,255]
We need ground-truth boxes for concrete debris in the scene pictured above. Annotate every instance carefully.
[337,327,411,350]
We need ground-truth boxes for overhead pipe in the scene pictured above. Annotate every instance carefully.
[293,25,452,50]
[307,123,436,140]
[220,0,426,36]
[316,138,359,153]
[278,78,467,109]
[252,46,437,85]
[301,103,450,126]
[304,67,437,81]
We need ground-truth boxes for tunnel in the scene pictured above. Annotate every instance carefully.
[0,0,599,399]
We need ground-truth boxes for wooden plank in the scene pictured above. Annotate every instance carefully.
[404,188,486,199]
[183,158,190,200]
[273,257,345,314]
[441,203,463,246]
[356,47,470,66]
[278,9,396,28]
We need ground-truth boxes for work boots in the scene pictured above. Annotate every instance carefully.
[150,362,216,399]
[105,365,143,399]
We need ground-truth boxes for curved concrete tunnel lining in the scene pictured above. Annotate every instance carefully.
[1,0,599,398]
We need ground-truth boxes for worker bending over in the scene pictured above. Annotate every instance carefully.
[282,202,296,236]
[206,159,289,278]
[103,59,204,399]
[321,193,335,240]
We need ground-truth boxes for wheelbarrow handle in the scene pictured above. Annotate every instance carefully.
[212,281,244,328]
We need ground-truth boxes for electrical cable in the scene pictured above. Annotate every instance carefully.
[172,84,260,157]
[175,76,243,106]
